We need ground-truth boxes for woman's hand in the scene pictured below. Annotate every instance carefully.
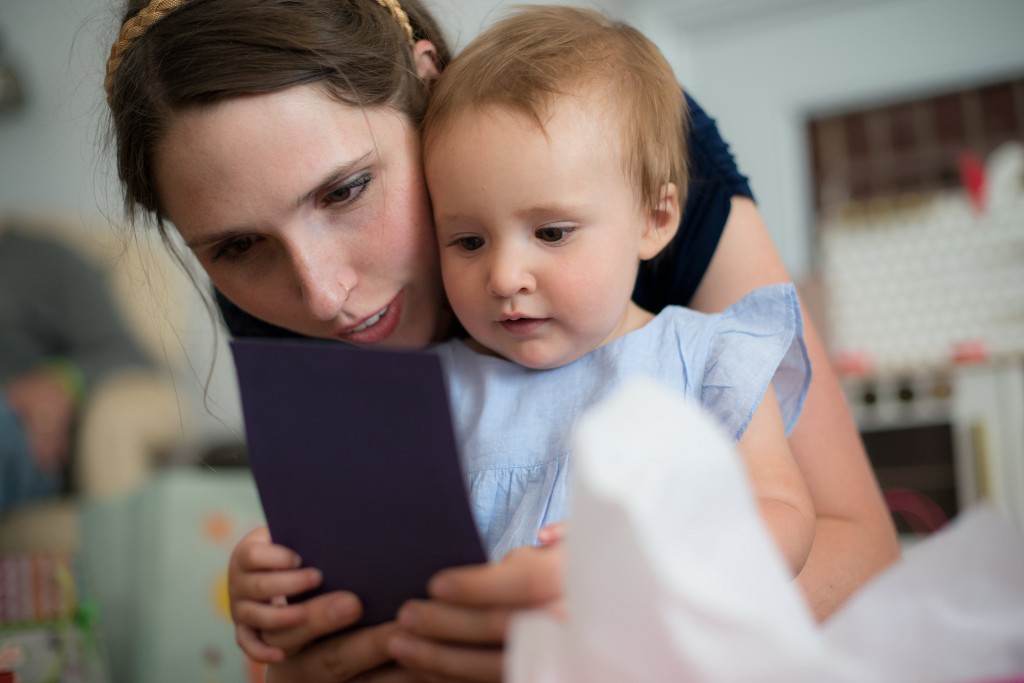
[264,625,413,683]
[386,543,566,682]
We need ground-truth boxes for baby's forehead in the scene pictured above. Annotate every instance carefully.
[430,82,626,149]
[423,97,646,215]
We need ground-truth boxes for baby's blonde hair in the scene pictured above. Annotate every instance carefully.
[422,5,688,214]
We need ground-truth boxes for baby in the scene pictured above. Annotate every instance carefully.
[423,5,816,570]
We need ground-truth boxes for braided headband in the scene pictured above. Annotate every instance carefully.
[104,0,415,102]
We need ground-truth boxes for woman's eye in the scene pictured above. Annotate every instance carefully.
[454,236,485,252]
[325,173,372,206]
[212,235,259,262]
[535,225,576,243]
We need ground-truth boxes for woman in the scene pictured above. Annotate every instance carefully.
[105,0,900,680]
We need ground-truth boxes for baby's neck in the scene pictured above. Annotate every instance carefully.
[614,300,657,342]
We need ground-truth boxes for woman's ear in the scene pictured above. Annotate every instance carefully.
[639,182,681,261]
[413,40,441,82]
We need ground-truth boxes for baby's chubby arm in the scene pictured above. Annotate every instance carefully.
[737,386,817,576]
[227,526,366,664]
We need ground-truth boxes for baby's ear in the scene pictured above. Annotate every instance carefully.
[639,183,681,261]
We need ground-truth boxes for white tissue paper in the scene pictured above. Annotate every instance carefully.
[507,379,1024,683]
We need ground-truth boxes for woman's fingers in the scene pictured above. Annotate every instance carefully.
[236,622,286,664]
[354,666,435,683]
[396,600,509,644]
[382,545,566,683]
[387,633,503,683]
[428,545,565,608]
[389,602,508,681]
[265,621,401,683]
[260,591,363,652]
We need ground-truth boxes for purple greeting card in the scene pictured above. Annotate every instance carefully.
[230,338,486,627]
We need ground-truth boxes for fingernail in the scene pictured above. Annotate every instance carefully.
[328,593,358,623]
[396,603,416,628]
[389,634,416,659]
[428,574,453,598]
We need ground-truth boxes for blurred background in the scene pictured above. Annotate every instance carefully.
[0,0,1022,681]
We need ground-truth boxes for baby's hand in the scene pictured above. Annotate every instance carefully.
[228,528,331,663]
[537,521,568,546]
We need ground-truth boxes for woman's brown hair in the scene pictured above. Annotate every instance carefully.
[107,0,450,226]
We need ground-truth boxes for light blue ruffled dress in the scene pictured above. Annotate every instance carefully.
[434,283,811,559]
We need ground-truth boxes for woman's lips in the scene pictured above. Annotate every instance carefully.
[338,292,403,345]
[351,307,387,333]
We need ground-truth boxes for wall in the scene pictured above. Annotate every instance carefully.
[0,0,116,216]
[0,0,243,449]
[624,0,1024,279]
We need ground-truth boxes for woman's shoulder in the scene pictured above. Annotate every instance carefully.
[684,91,753,196]
[633,91,755,313]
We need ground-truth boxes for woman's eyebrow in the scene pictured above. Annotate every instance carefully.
[185,227,249,250]
[297,152,374,208]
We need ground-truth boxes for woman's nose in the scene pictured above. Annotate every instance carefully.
[293,250,353,321]
[486,248,535,299]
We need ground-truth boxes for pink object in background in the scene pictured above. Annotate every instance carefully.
[959,151,987,213]
[834,350,873,377]
[884,488,949,534]
[953,338,990,365]
[0,554,76,625]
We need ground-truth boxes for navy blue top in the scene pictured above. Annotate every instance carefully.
[215,93,754,338]
[633,93,754,313]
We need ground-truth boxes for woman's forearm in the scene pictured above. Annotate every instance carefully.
[796,515,897,620]
[693,198,900,620]
[789,316,901,619]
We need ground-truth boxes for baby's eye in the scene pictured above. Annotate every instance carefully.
[535,225,576,243]
[212,235,259,262]
[325,173,372,206]
[454,236,485,252]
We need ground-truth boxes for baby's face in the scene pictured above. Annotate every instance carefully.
[425,96,655,369]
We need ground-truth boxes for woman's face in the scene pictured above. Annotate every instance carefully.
[153,84,444,347]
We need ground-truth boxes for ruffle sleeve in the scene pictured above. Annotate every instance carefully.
[701,283,811,441]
